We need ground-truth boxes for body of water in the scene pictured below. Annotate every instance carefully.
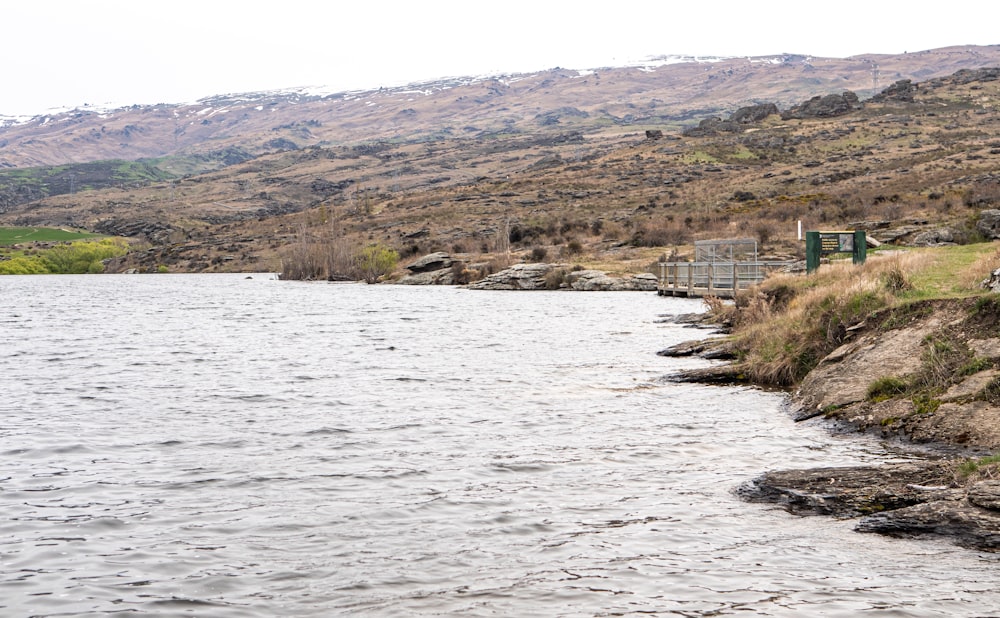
[1,274,997,616]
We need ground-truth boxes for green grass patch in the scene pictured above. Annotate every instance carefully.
[958,357,994,376]
[682,150,720,164]
[0,227,101,245]
[958,453,1000,478]
[866,376,909,402]
[904,243,997,300]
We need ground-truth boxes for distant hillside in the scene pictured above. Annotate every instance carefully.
[2,45,999,170]
[1,46,999,277]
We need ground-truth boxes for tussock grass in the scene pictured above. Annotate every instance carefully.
[957,454,1000,481]
[719,248,990,387]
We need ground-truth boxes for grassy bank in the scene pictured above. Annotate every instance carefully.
[0,235,129,274]
[711,244,1000,387]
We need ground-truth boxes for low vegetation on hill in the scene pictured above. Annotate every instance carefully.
[0,53,998,280]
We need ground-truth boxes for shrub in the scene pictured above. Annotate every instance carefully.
[355,243,400,283]
[39,238,128,274]
[0,255,49,274]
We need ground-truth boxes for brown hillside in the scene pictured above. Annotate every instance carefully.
[1,48,999,276]
[2,46,1000,169]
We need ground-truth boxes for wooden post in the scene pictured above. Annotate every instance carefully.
[687,263,694,295]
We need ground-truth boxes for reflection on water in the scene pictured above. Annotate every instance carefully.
[1,274,997,617]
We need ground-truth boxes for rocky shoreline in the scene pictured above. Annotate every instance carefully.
[660,299,1000,552]
[397,252,659,291]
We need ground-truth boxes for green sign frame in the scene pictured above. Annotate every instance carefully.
[805,230,867,273]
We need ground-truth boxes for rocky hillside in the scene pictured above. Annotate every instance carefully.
[3,46,999,169]
[1,46,999,275]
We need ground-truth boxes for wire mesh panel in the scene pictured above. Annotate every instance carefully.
[694,238,758,263]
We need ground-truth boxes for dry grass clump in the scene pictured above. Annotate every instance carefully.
[960,244,1000,290]
[727,252,937,386]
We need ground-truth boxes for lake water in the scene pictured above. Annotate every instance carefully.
[2,274,998,617]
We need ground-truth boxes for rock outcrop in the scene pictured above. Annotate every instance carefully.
[781,91,862,120]
[565,270,658,291]
[466,264,658,291]
[397,252,456,285]
[466,263,554,290]
[870,79,917,103]
[682,103,779,137]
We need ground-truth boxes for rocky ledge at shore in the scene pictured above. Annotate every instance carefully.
[397,253,658,291]
[662,297,1000,551]
[737,462,1000,551]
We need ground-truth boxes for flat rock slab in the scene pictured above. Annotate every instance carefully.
[738,462,1000,551]
[737,462,956,517]
[857,498,1000,550]
[665,364,747,384]
[657,337,734,359]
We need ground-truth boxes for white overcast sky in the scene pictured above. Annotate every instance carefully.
[2,1,997,116]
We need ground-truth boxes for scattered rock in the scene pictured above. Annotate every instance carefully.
[730,103,779,124]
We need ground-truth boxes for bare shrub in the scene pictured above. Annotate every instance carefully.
[601,221,625,241]
[530,246,549,262]
[280,220,356,280]
[544,268,568,290]
[754,222,775,246]
[561,239,583,256]
[631,221,685,247]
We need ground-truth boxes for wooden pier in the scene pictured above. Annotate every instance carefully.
[656,261,791,298]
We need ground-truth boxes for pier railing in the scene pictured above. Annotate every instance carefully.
[656,261,793,298]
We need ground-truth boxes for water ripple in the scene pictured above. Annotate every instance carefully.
[1,275,998,616]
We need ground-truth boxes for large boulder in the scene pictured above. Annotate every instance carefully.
[397,269,455,285]
[781,91,862,120]
[467,263,555,290]
[730,103,779,124]
[406,252,454,273]
[912,226,961,246]
[397,252,457,285]
[977,209,1000,239]
[871,79,917,103]
[565,270,658,291]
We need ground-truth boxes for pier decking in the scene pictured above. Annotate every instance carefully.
[656,260,791,298]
